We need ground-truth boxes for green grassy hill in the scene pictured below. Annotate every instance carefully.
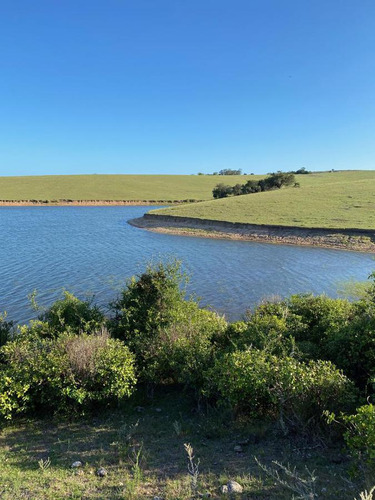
[150,170,375,230]
[0,174,259,201]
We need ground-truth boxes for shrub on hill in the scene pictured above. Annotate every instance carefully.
[212,171,296,198]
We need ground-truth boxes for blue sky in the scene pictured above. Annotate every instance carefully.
[0,0,374,175]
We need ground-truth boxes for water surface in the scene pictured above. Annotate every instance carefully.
[0,206,374,324]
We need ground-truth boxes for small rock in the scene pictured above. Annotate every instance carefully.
[153,497,164,500]
[227,481,243,493]
[155,408,162,412]
[71,461,83,468]
[221,480,243,494]
[136,406,144,412]
[96,467,107,477]
[233,445,243,453]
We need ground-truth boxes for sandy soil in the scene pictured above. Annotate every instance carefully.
[129,214,375,253]
[0,200,163,206]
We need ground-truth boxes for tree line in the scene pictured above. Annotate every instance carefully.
[212,171,297,199]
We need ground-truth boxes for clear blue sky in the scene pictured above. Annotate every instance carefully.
[1,0,374,176]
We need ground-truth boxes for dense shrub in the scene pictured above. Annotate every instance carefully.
[37,291,105,337]
[228,302,299,357]
[283,292,375,389]
[0,331,136,419]
[0,371,30,420]
[0,312,14,347]
[323,312,375,389]
[287,294,354,347]
[109,261,187,344]
[212,171,296,198]
[109,261,227,391]
[212,183,233,199]
[342,404,375,465]
[142,305,226,390]
[207,349,356,432]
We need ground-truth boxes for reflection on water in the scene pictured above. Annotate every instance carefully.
[0,206,374,324]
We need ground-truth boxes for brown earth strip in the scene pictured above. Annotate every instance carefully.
[0,200,188,206]
[129,214,375,253]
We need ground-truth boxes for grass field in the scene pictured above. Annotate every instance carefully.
[150,170,375,230]
[0,174,259,202]
[0,388,365,500]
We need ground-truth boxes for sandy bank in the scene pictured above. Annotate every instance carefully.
[129,214,375,253]
[0,200,173,207]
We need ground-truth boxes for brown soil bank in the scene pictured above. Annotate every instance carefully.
[129,214,375,253]
[0,200,186,206]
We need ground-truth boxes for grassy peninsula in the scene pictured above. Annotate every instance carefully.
[127,170,375,251]
[0,174,258,204]
[149,170,375,230]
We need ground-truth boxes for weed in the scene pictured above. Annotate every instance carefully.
[356,487,375,500]
[255,456,317,499]
[184,443,200,497]
[38,457,51,471]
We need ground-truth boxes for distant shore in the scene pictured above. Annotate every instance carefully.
[129,213,375,253]
[0,200,183,206]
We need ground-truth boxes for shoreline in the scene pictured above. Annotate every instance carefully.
[129,214,375,253]
[0,200,191,207]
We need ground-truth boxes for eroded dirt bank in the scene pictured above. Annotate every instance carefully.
[0,200,176,206]
[129,213,375,253]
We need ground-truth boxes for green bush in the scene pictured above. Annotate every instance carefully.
[0,312,14,347]
[287,294,354,349]
[323,312,375,389]
[108,261,227,385]
[207,349,356,431]
[142,305,226,391]
[342,404,375,466]
[0,331,136,419]
[109,260,188,347]
[234,306,298,357]
[0,371,30,420]
[37,291,105,338]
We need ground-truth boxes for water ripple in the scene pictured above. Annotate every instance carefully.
[0,206,374,324]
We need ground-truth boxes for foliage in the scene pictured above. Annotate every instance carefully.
[110,261,226,388]
[218,168,242,175]
[212,183,233,199]
[286,289,375,389]
[37,291,105,337]
[0,371,30,420]
[109,260,187,348]
[207,349,356,431]
[342,404,375,464]
[0,331,136,419]
[142,305,226,390]
[0,312,14,347]
[290,167,311,174]
[212,171,296,198]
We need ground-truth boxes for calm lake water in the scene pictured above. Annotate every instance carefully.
[0,206,374,324]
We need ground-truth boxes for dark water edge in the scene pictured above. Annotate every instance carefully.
[0,206,374,325]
